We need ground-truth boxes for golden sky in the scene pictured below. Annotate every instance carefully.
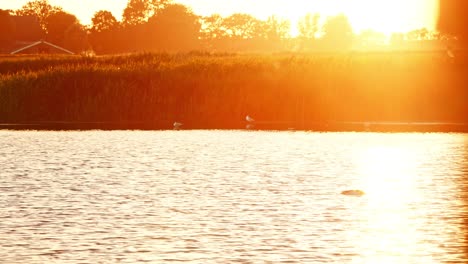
[1,0,439,34]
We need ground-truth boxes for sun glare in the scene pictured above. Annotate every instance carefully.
[356,145,420,202]
[3,0,439,36]
[287,0,438,35]
[345,0,439,34]
[348,134,466,263]
[352,142,423,262]
[184,0,439,36]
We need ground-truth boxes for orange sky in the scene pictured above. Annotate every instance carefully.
[1,0,439,35]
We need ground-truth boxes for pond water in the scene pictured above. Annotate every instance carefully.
[1,130,468,263]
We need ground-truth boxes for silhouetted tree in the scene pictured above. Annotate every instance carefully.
[200,13,291,51]
[200,14,227,40]
[45,11,78,44]
[0,9,16,47]
[146,4,201,51]
[256,16,290,51]
[91,10,119,32]
[63,23,89,52]
[122,0,171,25]
[89,10,123,54]
[297,13,321,50]
[12,15,44,41]
[406,28,429,41]
[322,14,353,50]
[216,14,270,51]
[222,14,264,39]
[298,13,320,39]
[264,15,290,41]
[15,0,62,31]
[122,0,148,25]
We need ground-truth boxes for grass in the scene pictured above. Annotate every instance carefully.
[0,51,467,130]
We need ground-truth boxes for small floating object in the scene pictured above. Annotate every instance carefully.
[245,115,255,122]
[341,190,365,196]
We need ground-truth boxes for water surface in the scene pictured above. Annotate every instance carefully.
[1,130,467,263]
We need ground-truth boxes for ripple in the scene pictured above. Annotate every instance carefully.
[0,131,467,263]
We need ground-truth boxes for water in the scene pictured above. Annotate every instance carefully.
[1,130,467,263]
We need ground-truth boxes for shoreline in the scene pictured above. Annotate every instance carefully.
[1,121,467,133]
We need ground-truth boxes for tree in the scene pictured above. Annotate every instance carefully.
[253,16,290,51]
[64,23,89,52]
[15,0,62,31]
[0,9,16,46]
[222,14,264,39]
[201,14,290,51]
[146,4,201,51]
[122,0,171,25]
[322,14,353,50]
[406,28,429,41]
[122,0,148,25]
[199,14,230,50]
[200,14,226,40]
[12,13,44,41]
[91,10,119,32]
[89,11,124,54]
[298,13,320,39]
[89,26,125,55]
[264,15,290,41]
[297,13,321,50]
[44,11,78,44]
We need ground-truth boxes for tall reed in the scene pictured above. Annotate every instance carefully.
[0,52,466,129]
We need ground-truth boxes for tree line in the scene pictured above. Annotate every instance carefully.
[0,0,451,54]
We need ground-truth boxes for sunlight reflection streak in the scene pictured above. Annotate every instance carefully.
[349,134,466,263]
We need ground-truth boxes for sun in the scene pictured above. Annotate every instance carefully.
[278,0,439,35]
[185,0,440,36]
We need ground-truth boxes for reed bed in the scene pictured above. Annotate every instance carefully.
[0,52,467,129]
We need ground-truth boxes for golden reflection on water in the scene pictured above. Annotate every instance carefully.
[352,134,466,263]
[359,146,418,202]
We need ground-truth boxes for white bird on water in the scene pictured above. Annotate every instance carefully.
[173,122,182,129]
[245,115,255,122]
